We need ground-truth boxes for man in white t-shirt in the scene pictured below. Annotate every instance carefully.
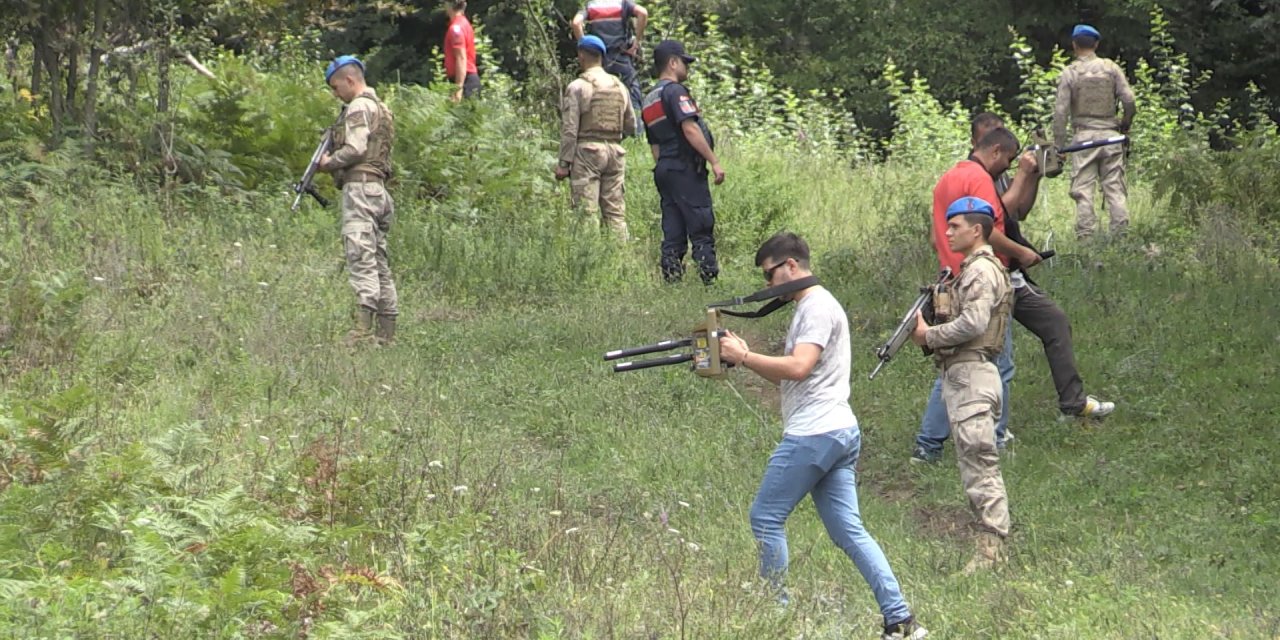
[720,232,926,640]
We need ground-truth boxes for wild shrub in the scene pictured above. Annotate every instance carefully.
[1,269,89,372]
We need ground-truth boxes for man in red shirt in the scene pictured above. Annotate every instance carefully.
[444,0,480,101]
[931,127,1041,274]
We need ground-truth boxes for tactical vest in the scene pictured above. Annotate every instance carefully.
[1071,60,1118,119]
[584,0,633,53]
[932,253,1012,359]
[578,69,627,141]
[332,90,395,183]
[641,80,714,169]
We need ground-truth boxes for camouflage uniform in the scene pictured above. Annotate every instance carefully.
[560,65,636,240]
[1053,53,1137,238]
[925,245,1013,545]
[325,88,398,341]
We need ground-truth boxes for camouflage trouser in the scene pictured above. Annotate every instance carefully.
[340,180,398,317]
[1069,128,1129,238]
[570,141,628,240]
[941,360,1010,537]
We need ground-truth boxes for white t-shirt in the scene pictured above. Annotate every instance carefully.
[780,287,858,436]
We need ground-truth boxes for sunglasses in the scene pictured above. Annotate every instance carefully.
[762,260,789,282]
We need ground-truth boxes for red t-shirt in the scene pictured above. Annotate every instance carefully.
[444,15,477,77]
[932,159,1007,274]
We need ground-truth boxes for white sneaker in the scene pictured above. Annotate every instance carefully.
[1081,395,1115,418]
[1060,395,1116,421]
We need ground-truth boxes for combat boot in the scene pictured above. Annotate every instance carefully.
[375,314,396,345]
[961,531,1005,575]
[346,307,376,346]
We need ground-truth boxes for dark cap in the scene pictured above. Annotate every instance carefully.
[653,40,696,66]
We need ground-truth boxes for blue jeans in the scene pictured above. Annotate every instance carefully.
[915,323,1015,454]
[749,427,912,626]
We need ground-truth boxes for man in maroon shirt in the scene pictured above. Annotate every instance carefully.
[444,0,480,101]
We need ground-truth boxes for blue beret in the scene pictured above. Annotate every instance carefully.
[1072,24,1101,40]
[578,35,607,55]
[325,55,364,83]
[945,196,996,220]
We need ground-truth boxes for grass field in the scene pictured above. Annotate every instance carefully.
[0,140,1277,639]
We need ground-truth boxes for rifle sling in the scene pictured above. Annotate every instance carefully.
[710,276,821,319]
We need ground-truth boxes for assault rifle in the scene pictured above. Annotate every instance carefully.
[1026,128,1128,179]
[291,106,347,211]
[869,269,951,380]
[603,276,820,378]
[869,248,1059,379]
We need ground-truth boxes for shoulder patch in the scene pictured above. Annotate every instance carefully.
[677,95,697,115]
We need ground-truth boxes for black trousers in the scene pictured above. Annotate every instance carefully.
[462,73,482,98]
[654,165,718,283]
[1013,283,1087,415]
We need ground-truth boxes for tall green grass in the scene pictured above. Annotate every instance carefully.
[1,120,1277,638]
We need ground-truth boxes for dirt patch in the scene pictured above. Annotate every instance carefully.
[732,327,785,411]
[911,503,975,541]
[867,474,919,504]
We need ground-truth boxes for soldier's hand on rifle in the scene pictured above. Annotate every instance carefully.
[910,310,930,346]
[319,152,332,170]
[719,330,750,365]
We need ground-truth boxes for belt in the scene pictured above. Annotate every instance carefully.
[343,169,385,184]
[940,352,992,368]
[577,137,623,145]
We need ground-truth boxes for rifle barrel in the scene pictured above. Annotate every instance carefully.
[1060,136,1127,154]
[867,268,951,381]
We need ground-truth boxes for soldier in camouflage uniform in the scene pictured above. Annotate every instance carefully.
[319,56,399,345]
[1053,24,1137,239]
[912,196,1013,575]
[555,36,636,240]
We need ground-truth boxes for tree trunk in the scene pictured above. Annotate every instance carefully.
[156,36,170,114]
[155,8,174,189]
[38,34,64,134]
[4,39,17,96]
[29,35,42,97]
[83,0,106,154]
[66,1,86,120]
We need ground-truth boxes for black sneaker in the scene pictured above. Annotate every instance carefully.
[910,446,941,464]
[882,616,928,639]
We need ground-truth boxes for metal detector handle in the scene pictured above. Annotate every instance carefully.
[612,353,694,373]
[603,338,693,362]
